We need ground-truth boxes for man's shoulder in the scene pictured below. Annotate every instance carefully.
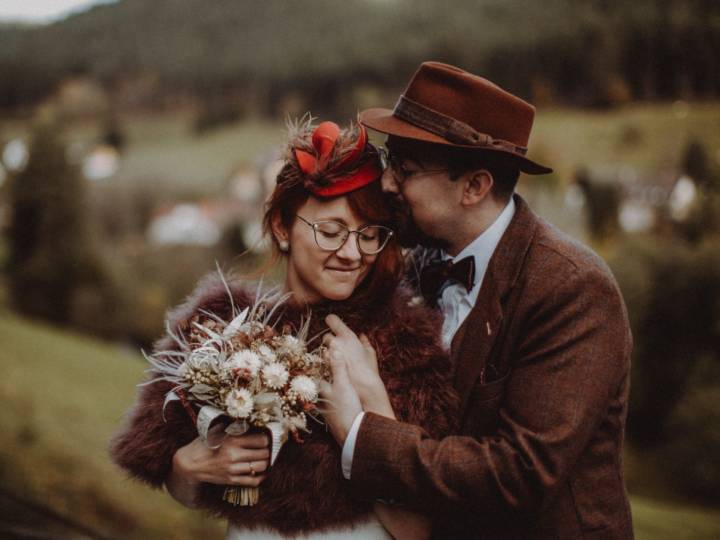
[522,214,620,295]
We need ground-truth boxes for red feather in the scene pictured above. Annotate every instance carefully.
[294,149,317,174]
[312,121,341,169]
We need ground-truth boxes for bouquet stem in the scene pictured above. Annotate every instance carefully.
[223,486,259,506]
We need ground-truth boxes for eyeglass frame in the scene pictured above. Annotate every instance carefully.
[378,146,449,185]
[295,215,394,255]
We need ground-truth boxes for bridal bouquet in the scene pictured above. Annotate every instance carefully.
[143,279,330,506]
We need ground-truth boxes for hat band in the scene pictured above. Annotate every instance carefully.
[393,95,528,156]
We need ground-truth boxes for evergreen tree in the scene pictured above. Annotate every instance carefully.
[7,116,101,324]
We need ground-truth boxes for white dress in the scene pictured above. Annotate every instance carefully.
[225,515,393,539]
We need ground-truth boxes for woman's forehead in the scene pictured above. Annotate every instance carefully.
[299,196,364,225]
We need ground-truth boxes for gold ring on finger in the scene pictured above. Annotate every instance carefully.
[249,462,256,476]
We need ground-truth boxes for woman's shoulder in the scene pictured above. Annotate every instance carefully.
[153,271,260,351]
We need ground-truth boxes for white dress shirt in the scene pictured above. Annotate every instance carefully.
[438,197,516,348]
[341,198,516,479]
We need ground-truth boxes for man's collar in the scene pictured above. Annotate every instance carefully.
[441,197,516,298]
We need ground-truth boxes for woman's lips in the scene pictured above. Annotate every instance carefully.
[325,267,360,276]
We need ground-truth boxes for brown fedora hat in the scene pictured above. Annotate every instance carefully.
[359,61,552,175]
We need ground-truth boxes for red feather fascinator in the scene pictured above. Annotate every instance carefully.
[286,118,382,197]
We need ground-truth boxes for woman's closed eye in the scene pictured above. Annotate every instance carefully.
[316,222,345,239]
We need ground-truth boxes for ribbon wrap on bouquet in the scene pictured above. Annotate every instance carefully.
[196,404,288,506]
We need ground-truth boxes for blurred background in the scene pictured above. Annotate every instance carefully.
[0,0,719,538]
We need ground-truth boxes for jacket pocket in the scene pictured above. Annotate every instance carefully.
[461,371,510,435]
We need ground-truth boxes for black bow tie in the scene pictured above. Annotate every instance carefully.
[420,256,476,305]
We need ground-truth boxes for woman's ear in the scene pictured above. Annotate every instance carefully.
[461,169,493,206]
[270,212,290,252]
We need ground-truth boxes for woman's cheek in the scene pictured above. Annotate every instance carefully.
[358,256,376,284]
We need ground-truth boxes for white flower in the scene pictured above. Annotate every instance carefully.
[225,388,254,418]
[227,350,262,377]
[290,375,318,402]
[280,335,304,357]
[256,344,277,363]
[262,362,289,389]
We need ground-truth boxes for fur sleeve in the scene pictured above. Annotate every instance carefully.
[373,293,460,440]
[109,379,198,488]
[109,272,255,487]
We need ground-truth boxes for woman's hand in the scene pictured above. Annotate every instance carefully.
[324,314,395,419]
[165,431,270,507]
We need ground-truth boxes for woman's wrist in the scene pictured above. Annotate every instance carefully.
[361,390,396,419]
[171,445,200,486]
[166,448,201,508]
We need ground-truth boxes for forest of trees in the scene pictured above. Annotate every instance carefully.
[1,0,719,113]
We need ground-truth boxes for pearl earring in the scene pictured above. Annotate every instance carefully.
[279,240,289,252]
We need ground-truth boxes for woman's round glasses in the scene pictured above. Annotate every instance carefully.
[296,215,393,255]
[378,147,448,184]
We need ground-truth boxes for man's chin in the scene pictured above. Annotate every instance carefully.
[391,204,448,250]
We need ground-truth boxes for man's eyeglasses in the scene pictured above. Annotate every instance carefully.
[378,147,449,184]
[296,215,393,255]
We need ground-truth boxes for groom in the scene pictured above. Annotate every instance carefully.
[322,62,634,538]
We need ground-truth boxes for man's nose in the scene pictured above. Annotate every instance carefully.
[381,168,399,194]
[334,234,362,261]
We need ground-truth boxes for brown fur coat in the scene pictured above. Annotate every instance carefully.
[110,273,459,535]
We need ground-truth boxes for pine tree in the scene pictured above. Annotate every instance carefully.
[7,117,101,324]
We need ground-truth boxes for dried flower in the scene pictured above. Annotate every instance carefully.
[290,375,318,402]
[256,344,277,363]
[225,388,254,418]
[188,345,220,369]
[279,335,304,357]
[227,350,262,377]
[262,362,289,389]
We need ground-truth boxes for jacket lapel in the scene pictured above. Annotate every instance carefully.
[453,194,538,409]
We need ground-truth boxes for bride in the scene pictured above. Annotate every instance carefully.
[110,119,459,539]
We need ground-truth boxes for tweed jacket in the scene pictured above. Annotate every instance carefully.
[110,277,459,536]
[350,195,633,539]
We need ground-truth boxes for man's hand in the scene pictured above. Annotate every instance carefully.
[320,314,396,445]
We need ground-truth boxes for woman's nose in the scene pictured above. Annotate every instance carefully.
[381,168,399,194]
[334,233,362,261]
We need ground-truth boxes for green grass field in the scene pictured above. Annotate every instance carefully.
[0,311,224,539]
[1,312,719,539]
[533,102,720,180]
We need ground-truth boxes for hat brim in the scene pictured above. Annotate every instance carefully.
[360,108,553,175]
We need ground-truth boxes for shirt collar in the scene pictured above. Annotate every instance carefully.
[442,197,516,304]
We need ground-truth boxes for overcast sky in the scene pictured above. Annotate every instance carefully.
[0,1,117,24]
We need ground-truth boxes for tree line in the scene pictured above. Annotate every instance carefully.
[1,0,719,113]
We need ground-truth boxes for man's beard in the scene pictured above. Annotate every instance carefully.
[388,196,449,250]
